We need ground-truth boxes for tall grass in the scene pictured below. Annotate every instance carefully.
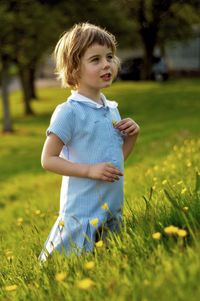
[0,79,200,301]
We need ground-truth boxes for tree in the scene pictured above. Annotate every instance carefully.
[10,0,64,115]
[0,2,15,132]
[120,0,200,79]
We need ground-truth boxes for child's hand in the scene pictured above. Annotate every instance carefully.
[114,118,140,137]
[88,162,123,182]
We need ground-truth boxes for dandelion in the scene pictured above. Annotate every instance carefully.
[177,229,187,238]
[17,218,23,226]
[177,180,183,185]
[5,284,17,292]
[182,206,189,212]
[35,210,41,215]
[162,179,167,185]
[95,240,104,248]
[84,261,95,270]
[112,119,117,126]
[181,188,187,194]
[101,203,109,211]
[152,232,161,240]
[153,165,159,171]
[55,272,67,282]
[58,220,65,227]
[164,225,179,236]
[77,278,94,290]
[90,218,99,227]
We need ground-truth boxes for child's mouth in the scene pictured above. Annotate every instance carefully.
[101,73,112,81]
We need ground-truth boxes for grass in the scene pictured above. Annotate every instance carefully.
[0,78,200,301]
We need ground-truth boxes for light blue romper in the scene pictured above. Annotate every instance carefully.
[39,91,124,262]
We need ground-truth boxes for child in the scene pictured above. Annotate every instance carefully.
[38,23,140,262]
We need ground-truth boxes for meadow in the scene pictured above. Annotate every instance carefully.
[0,79,200,301]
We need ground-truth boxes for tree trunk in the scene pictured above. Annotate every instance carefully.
[143,42,155,80]
[138,0,158,80]
[29,65,37,100]
[19,67,34,115]
[1,55,13,133]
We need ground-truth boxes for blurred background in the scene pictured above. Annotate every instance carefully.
[0,0,200,132]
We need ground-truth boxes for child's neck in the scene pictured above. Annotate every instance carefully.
[77,88,102,105]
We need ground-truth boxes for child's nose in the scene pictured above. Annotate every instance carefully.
[102,58,111,68]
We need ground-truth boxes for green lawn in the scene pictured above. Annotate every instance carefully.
[0,79,200,301]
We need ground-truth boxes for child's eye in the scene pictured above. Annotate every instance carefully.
[92,58,99,62]
[107,55,113,60]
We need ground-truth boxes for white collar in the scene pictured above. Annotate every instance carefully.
[68,90,118,109]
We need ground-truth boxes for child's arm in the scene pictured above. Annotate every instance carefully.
[41,133,123,182]
[114,118,140,160]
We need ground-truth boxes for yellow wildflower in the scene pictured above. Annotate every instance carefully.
[177,180,183,185]
[95,240,104,248]
[7,255,14,261]
[177,229,187,237]
[182,206,189,212]
[181,188,187,194]
[55,272,67,282]
[77,278,94,290]
[164,225,179,235]
[17,218,23,226]
[5,284,17,292]
[84,261,95,270]
[58,220,65,227]
[35,210,41,215]
[152,232,161,240]
[90,218,99,227]
[101,203,109,210]
[162,179,167,185]
[112,119,117,126]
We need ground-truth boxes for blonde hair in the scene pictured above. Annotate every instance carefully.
[54,22,120,88]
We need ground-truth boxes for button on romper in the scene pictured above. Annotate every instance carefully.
[39,91,124,262]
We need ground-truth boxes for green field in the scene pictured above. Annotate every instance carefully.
[0,79,200,301]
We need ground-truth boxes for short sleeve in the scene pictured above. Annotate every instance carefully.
[46,103,74,145]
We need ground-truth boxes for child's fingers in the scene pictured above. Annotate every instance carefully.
[106,165,123,176]
[102,175,115,182]
[114,119,129,128]
[129,127,140,136]
[116,121,133,131]
[123,124,137,134]
[104,171,120,181]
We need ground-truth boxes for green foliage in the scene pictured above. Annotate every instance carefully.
[0,79,200,300]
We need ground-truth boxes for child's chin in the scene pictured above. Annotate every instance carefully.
[102,81,112,88]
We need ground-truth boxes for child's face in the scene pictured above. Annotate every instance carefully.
[77,44,116,93]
